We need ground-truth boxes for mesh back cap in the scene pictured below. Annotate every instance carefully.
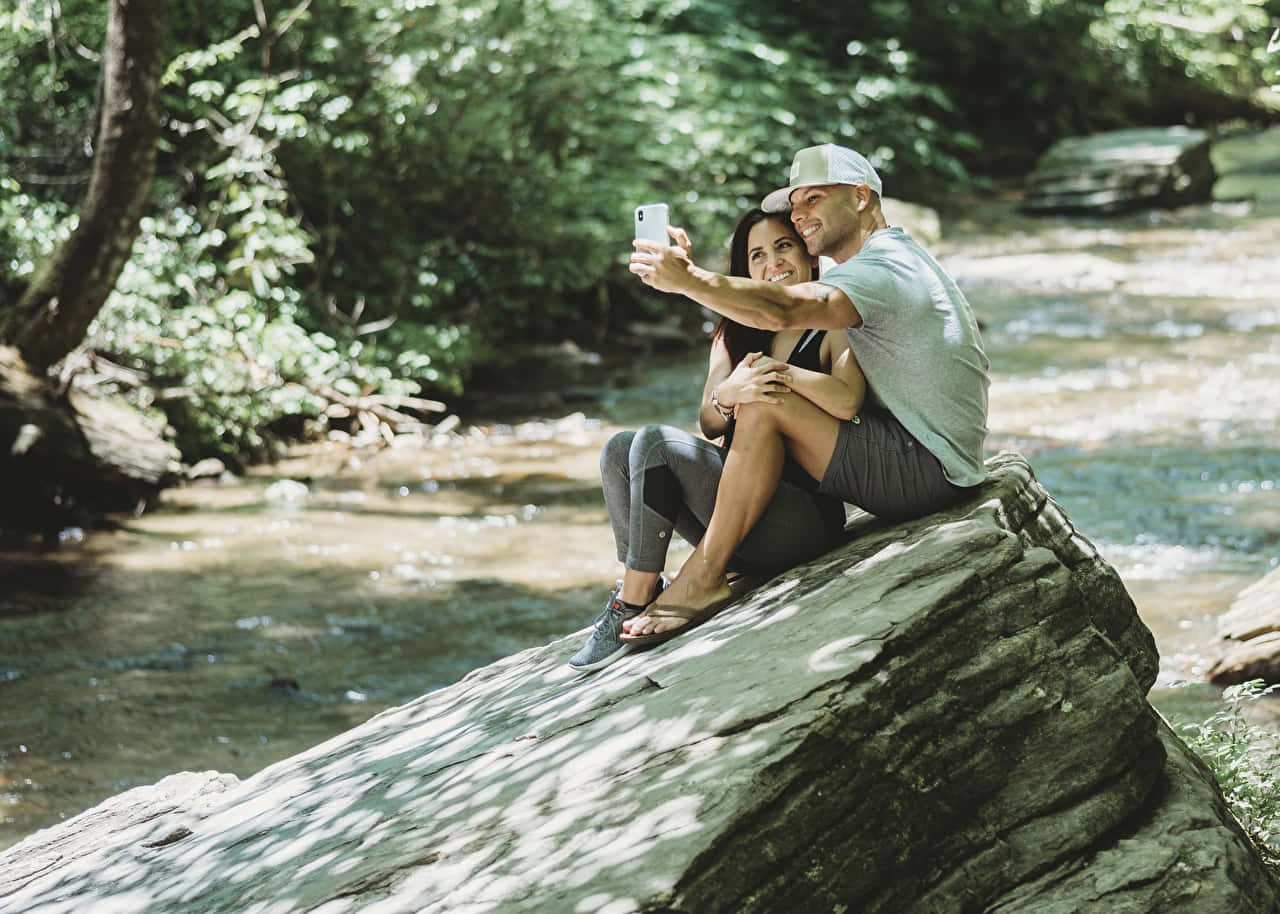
[761,144,883,213]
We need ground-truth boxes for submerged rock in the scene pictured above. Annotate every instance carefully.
[1023,127,1216,214]
[1208,565,1280,686]
[2,454,1276,913]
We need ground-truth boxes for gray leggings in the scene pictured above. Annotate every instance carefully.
[600,424,844,575]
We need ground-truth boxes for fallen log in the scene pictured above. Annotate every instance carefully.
[0,346,181,539]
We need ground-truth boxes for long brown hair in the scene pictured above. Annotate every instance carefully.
[712,208,816,364]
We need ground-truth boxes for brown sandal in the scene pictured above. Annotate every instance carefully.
[618,596,733,647]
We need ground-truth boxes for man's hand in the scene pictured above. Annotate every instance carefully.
[630,225,697,294]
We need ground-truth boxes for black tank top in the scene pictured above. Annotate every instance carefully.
[785,328,825,373]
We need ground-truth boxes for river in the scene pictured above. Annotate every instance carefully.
[2,130,1279,851]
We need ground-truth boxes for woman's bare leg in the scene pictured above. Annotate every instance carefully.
[625,394,843,636]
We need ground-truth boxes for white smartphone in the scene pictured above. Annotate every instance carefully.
[634,203,669,246]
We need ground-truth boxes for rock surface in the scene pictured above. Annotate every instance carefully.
[2,453,1276,913]
[882,197,942,245]
[1023,127,1216,214]
[1208,565,1280,686]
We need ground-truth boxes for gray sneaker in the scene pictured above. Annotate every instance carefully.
[568,578,664,672]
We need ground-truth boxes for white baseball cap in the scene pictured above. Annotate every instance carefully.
[761,144,883,213]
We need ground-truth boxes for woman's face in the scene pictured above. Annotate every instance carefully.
[745,217,816,285]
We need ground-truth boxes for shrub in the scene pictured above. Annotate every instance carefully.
[1173,680,1280,867]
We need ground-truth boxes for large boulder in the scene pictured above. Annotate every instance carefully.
[1208,565,1280,686]
[1023,127,1216,214]
[2,453,1276,913]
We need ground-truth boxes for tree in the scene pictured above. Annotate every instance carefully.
[0,0,165,372]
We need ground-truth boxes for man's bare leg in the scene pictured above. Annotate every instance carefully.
[624,395,842,636]
[640,407,785,621]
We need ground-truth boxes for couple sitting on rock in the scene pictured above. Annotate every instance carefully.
[569,144,991,672]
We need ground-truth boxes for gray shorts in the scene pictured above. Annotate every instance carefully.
[817,407,974,521]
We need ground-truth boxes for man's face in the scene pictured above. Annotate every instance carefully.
[788,184,856,258]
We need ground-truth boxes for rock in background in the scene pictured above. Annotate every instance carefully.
[1209,565,1280,686]
[1,453,1276,913]
[1022,127,1216,214]
[882,197,942,246]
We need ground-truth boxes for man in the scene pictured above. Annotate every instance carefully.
[622,143,989,643]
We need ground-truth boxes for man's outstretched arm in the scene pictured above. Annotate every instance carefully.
[630,232,862,331]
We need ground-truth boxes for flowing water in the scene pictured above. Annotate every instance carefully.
[3,131,1280,850]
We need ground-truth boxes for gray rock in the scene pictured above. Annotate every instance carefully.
[882,197,942,246]
[1,454,1275,913]
[262,478,310,504]
[989,716,1279,914]
[0,771,239,901]
[1023,127,1216,214]
[185,457,228,480]
[1209,565,1280,686]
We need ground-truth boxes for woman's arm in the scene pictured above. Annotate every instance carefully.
[699,337,793,439]
[755,333,865,420]
[699,337,735,439]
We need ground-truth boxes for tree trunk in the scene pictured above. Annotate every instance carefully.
[0,0,165,372]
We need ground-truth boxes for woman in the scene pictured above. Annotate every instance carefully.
[568,208,864,670]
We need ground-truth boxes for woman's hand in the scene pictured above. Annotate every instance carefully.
[716,352,792,412]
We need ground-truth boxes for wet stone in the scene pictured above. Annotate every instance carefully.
[1208,565,1280,686]
[1023,127,1216,214]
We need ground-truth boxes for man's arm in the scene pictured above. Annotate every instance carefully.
[630,237,862,331]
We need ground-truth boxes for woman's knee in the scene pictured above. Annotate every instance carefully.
[630,423,668,450]
[601,429,635,476]
[629,423,684,466]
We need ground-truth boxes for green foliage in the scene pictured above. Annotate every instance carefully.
[92,205,312,463]
[0,4,95,307]
[260,0,979,366]
[0,4,105,206]
[3,0,1277,461]
[1174,680,1280,865]
[0,177,73,303]
[1094,0,1275,98]
[269,0,659,346]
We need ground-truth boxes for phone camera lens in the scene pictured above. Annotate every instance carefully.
[638,211,644,221]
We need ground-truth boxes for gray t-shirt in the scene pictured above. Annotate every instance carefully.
[817,227,989,486]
